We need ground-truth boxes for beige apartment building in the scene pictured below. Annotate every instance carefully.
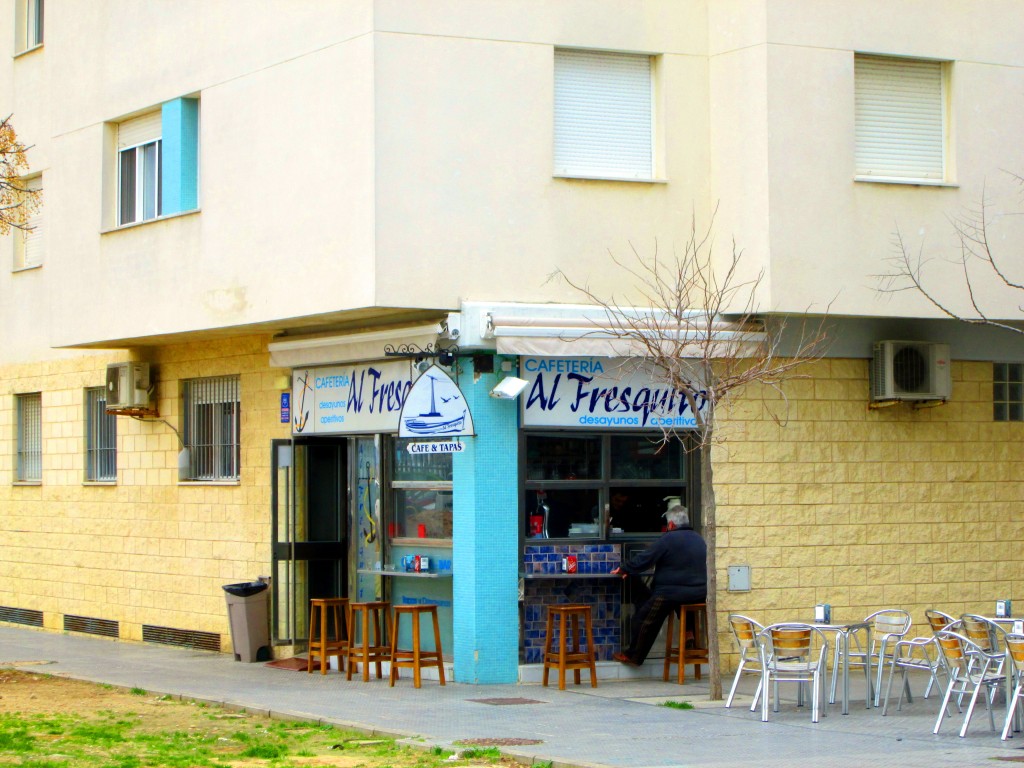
[1,0,1023,684]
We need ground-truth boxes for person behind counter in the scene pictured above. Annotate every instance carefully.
[610,504,707,667]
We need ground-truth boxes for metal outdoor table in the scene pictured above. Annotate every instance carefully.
[810,619,873,715]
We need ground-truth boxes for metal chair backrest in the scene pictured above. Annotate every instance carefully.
[926,609,956,635]
[961,614,1006,654]
[868,609,911,639]
[728,614,763,655]
[760,623,828,666]
[1005,634,1024,678]
[934,625,970,673]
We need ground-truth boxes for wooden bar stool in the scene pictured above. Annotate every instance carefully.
[664,602,709,684]
[307,597,349,674]
[389,604,446,688]
[542,604,597,690]
[346,601,391,681]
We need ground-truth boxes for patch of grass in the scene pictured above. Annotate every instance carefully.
[241,741,288,759]
[460,747,502,759]
[129,687,146,696]
[660,700,694,710]
[0,721,35,752]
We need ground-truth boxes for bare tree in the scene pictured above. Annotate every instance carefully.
[880,176,1024,335]
[0,115,39,234]
[553,209,829,699]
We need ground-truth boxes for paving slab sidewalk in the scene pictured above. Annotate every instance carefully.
[1,626,1021,768]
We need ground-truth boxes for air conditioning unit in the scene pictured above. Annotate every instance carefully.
[106,362,152,411]
[871,341,951,401]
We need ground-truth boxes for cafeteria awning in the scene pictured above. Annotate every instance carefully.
[453,302,765,358]
[268,322,443,368]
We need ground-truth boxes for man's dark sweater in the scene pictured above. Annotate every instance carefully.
[620,525,707,603]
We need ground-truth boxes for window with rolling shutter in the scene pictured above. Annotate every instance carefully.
[855,55,947,182]
[117,111,162,225]
[15,175,42,270]
[553,49,654,181]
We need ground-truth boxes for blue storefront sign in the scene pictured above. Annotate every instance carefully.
[519,356,708,429]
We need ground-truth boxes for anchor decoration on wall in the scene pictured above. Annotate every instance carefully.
[398,364,475,438]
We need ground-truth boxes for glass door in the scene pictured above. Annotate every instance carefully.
[270,438,347,644]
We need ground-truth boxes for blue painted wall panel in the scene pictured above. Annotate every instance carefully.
[452,357,521,683]
[161,98,199,214]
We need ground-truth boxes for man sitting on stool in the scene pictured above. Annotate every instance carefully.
[611,505,707,666]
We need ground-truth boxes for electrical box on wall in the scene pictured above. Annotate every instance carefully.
[727,564,751,592]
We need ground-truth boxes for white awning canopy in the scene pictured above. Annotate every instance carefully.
[268,323,443,368]
[452,302,765,358]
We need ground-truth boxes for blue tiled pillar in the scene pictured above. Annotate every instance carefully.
[452,356,521,683]
[161,97,199,214]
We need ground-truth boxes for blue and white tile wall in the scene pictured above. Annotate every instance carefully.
[522,543,623,663]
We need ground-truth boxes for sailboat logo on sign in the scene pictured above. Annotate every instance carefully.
[398,364,475,438]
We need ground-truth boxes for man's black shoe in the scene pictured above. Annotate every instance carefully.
[613,652,640,667]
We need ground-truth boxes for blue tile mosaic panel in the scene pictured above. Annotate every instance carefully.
[521,543,623,663]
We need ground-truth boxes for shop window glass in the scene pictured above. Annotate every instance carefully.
[524,433,691,539]
[391,439,452,541]
[610,435,684,480]
[525,434,600,481]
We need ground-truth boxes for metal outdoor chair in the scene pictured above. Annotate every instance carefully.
[833,608,910,707]
[880,634,944,715]
[757,623,830,723]
[726,614,765,709]
[1001,633,1024,740]
[933,625,1008,738]
[961,614,1009,705]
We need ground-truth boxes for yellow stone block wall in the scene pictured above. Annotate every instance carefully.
[713,358,1024,669]
[3,348,1022,666]
[0,335,291,649]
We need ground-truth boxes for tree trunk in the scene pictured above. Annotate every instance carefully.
[701,439,723,700]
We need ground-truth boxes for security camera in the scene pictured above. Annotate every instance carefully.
[489,376,529,399]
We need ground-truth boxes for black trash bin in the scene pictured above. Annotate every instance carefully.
[222,581,270,662]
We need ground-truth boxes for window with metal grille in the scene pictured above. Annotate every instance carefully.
[855,54,947,182]
[994,363,1024,422]
[553,48,654,181]
[117,111,162,225]
[16,392,41,482]
[182,376,240,481]
[85,387,117,481]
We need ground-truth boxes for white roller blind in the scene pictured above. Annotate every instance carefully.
[855,55,945,181]
[554,49,653,179]
[20,175,42,268]
[118,110,161,149]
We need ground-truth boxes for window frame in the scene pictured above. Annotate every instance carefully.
[118,139,162,226]
[388,437,453,543]
[993,363,1024,422]
[553,48,659,182]
[15,392,41,483]
[13,174,42,271]
[182,375,241,482]
[521,431,695,541]
[854,53,950,185]
[85,387,117,482]
[15,0,43,53]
